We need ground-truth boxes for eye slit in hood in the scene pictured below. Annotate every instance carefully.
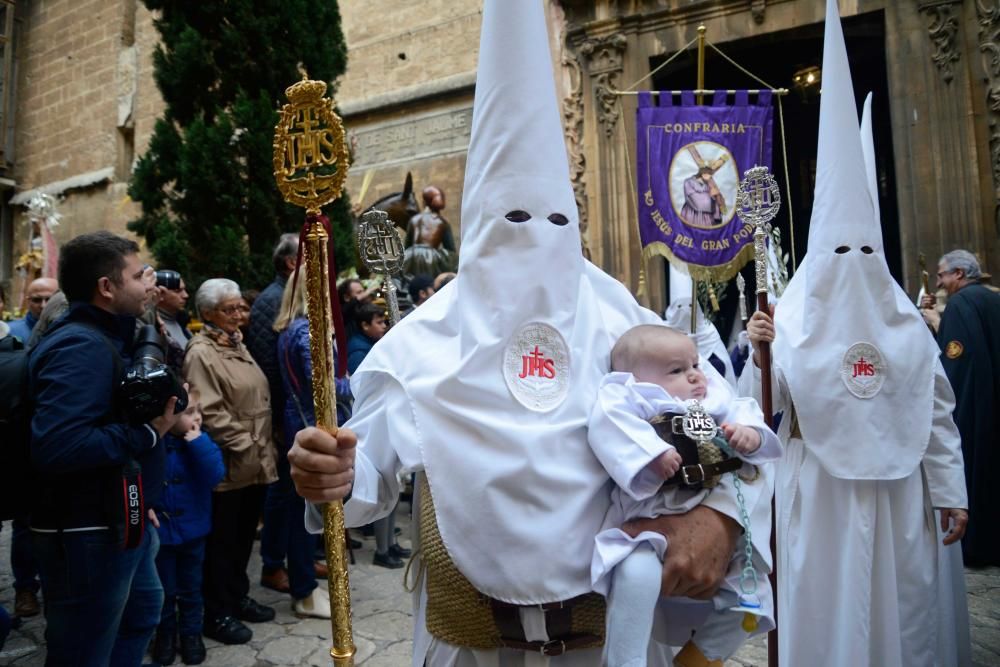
[505,210,531,223]
[861,246,874,254]
[547,213,569,226]
[835,245,850,254]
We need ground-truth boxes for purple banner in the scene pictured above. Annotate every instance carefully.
[637,90,773,279]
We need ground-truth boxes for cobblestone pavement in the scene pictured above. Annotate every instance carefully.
[2,509,998,666]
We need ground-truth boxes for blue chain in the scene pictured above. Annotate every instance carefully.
[732,473,759,602]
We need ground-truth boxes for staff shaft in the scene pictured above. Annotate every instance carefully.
[756,289,777,667]
[751,219,777,667]
[303,219,355,666]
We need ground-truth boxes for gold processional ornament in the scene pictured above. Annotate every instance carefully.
[273,75,351,215]
[273,73,355,667]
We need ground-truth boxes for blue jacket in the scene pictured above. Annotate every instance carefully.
[278,317,350,446]
[154,432,224,545]
[27,303,165,530]
[7,311,37,343]
[347,332,375,375]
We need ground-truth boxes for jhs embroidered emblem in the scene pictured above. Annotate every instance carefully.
[945,341,963,359]
[502,322,570,412]
[840,342,886,399]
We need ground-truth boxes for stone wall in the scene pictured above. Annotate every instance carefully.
[336,1,481,105]
[6,0,161,303]
[337,0,482,239]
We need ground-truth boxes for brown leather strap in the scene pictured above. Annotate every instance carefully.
[490,594,602,656]
[546,605,572,641]
[489,598,526,642]
[499,634,602,657]
[662,456,743,487]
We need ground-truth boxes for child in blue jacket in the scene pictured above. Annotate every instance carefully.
[151,390,224,665]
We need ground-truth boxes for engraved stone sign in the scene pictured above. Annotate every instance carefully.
[350,107,474,170]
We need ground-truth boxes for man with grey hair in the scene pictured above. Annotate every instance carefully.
[923,248,1000,566]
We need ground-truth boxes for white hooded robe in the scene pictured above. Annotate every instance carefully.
[736,2,968,665]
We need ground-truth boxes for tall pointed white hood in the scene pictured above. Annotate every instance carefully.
[860,93,880,224]
[455,0,583,345]
[772,0,938,480]
[349,0,659,603]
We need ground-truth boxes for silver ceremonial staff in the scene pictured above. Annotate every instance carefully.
[358,209,405,326]
[735,164,782,667]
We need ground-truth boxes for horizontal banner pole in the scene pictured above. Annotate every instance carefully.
[614,88,789,96]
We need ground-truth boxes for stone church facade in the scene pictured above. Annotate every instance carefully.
[341,0,1000,312]
[2,0,997,316]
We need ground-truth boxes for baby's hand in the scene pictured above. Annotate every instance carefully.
[184,427,203,442]
[721,423,761,454]
[647,448,683,480]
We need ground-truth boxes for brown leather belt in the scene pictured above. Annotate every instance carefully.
[662,457,743,487]
[490,594,602,657]
[649,411,744,489]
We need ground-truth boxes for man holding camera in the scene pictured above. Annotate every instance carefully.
[28,231,182,666]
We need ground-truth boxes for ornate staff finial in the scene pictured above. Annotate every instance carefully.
[736,166,781,296]
[273,75,350,216]
[358,209,405,325]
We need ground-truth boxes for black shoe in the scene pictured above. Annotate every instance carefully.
[179,634,206,665]
[152,629,177,665]
[203,616,252,645]
[389,543,411,559]
[372,551,404,569]
[237,596,275,623]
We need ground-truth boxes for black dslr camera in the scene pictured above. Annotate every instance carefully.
[119,324,188,425]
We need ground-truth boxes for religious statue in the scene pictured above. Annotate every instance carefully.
[403,185,457,278]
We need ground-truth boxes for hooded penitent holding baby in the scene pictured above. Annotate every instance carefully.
[741,1,969,665]
[289,1,773,665]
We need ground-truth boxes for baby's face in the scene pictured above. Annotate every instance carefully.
[632,335,707,401]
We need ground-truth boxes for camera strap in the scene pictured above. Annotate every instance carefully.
[120,459,144,549]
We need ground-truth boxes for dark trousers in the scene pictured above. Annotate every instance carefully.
[260,451,289,573]
[260,452,318,600]
[203,485,265,620]
[11,518,40,593]
[155,537,206,637]
[33,526,162,667]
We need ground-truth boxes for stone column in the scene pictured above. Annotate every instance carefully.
[888,0,991,288]
[972,0,1000,271]
[573,27,663,309]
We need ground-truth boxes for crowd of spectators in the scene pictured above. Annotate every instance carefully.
[0,230,456,664]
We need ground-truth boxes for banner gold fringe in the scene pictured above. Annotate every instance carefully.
[642,240,756,285]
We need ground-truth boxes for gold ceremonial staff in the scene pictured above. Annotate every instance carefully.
[273,74,355,666]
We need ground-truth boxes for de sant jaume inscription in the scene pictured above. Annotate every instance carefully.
[350,107,473,170]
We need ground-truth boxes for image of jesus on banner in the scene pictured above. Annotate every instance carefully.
[670,141,738,229]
